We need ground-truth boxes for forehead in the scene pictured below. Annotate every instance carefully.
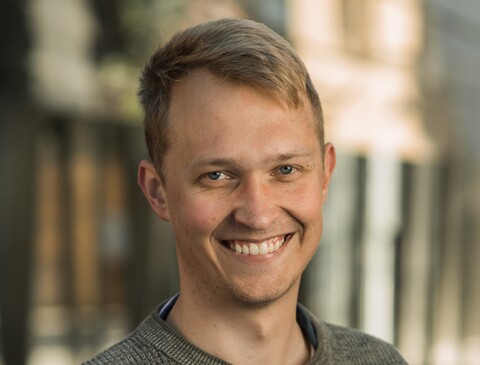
[169,70,282,115]
[168,69,313,130]
[164,70,320,169]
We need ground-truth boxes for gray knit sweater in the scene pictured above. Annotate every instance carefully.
[82,304,408,364]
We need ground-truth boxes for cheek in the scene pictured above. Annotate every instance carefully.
[170,192,228,239]
[285,180,324,224]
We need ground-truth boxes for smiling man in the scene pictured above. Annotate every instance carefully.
[84,18,408,365]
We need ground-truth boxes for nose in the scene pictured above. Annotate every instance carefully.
[232,176,279,230]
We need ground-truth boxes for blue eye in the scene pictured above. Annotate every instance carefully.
[207,171,223,180]
[278,165,294,174]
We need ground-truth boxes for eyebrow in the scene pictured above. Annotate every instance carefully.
[190,157,241,170]
[189,151,315,170]
[273,152,314,162]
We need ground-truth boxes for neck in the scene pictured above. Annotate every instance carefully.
[166,282,311,365]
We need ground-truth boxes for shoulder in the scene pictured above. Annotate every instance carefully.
[298,304,409,365]
[81,335,175,365]
[323,322,408,364]
[81,307,177,365]
[81,331,173,365]
[81,302,229,365]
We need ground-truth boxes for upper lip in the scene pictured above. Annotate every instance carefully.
[220,233,292,243]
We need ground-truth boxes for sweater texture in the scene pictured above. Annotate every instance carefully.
[82,304,408,364]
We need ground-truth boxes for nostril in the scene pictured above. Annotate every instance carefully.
[232,206,278,231]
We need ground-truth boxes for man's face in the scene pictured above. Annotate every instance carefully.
[142,70,335,307]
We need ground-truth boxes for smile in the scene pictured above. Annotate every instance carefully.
[223,234,291,256]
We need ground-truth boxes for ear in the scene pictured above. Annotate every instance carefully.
[137,160,171,221]
[321,143,336,203]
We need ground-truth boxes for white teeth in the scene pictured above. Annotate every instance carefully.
[227,236,287,256]
[268,242,274,253]
[259,242,268,255]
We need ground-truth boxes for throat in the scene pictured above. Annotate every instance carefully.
[167,291,311,365]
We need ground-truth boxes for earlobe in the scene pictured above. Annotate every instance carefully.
[137,160,171,221]
[322,143,336,203]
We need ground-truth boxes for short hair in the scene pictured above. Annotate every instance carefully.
[138,17,324,179]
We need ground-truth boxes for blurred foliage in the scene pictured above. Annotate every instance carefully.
[89,0,183,122]
[103,0,244,60]
[119,0,185,59]
[97,56,141,122]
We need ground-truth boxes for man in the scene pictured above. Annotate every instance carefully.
[84,18,408,364]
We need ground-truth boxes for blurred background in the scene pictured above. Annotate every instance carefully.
[0,0,479,364]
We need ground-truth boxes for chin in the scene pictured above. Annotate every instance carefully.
[227,278,299,309]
